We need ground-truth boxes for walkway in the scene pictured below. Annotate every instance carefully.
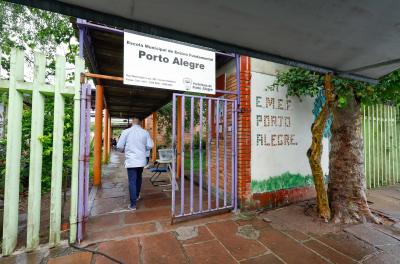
[2,152,400,263]
[367,185,400,222]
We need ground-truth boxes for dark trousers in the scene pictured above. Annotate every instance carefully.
[127,167,143,207]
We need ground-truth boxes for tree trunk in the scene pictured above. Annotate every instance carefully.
[328,93,380,224]
[307,74,334,221]
[308,103,331,221]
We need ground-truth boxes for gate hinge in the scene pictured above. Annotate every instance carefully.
[237,108,249,113]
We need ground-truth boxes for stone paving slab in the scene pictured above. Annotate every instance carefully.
[179,226,214,245]
[141,233,188,264]
[367,185,400,221]
[303,239,356,264]
[47,252,92,264]
[363,252,400,264]
[94,238,140,264]
[313,232,378,261]
[207,220,267,261]
[86,222,158,243]
[344,224,400,246]
[258,228,327,264]
[240,253,284,264]
[283,230,310,242]
[184,240,236,264]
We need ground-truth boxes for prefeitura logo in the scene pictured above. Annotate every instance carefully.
[183,78,192,90]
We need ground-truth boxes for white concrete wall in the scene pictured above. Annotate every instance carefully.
[250,59,329,193]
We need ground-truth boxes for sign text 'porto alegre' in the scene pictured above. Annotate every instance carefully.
[124,31,216,94]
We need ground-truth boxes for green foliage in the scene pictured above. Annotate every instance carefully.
[271,68,400,108]
[270,68,323,98]
[192,133,206,150]
[184,149,206,172]
[0,97,74,194]
[0,0,77,79]
[157,96,203,146]
[0,1,77,194]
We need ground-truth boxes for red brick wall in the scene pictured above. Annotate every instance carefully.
[208,57,317,210]
[237,56,252,204]
[208,73,236,204]
[207,56,252,207]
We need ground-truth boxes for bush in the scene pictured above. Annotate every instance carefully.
[0,96,74,194]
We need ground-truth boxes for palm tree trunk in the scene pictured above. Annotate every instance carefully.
[328,93,380,224]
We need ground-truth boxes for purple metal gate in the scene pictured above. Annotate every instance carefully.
[171,93,237,222]
[77,83,92,242]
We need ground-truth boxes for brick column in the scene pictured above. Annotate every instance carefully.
[237,56,252,207]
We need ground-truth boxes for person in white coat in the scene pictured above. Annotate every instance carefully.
[117,116,153,210]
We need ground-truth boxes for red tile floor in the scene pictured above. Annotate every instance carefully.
[2,152,400,263]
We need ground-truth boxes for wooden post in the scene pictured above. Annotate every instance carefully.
[0,49,85,252]
[103,108,109,163]
[152,112,158,162]
[49,55,66,247]
[2,49,24,255]
[93,85,103,186]
[26,53,46,250]
[177,97,182,178]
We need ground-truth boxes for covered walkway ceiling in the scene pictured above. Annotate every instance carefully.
[82,26,174,119]
[11,0,400,81]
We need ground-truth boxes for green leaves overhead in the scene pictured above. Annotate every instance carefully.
[0,1,78,194]
[270,68,323,98]
[271,68,400,108]
[0,0,77,77]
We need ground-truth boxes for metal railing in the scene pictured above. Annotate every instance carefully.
[363,105,399,189]
[171,94,237,221]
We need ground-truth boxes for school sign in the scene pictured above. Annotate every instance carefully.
[124,30,216,94]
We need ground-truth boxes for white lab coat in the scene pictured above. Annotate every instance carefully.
[117,125,154,168]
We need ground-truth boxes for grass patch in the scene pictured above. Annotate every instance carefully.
[184,148,206,172]
[251,172,315,193]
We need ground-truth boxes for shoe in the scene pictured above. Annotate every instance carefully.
[128,205,137,211]
[137,194,141,201]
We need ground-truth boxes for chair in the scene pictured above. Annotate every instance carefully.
[149,149,173,186]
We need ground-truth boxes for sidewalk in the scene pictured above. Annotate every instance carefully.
[29,208,400,264]
[2,152,400,263]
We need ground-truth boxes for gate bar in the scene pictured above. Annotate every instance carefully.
[396,107,399,182]
[180,95,185,215]
[84,84,92,233]
[234,100,238,211]
[199,98,203,212]
[69,57,85,243]
[77,83,87,243]
[207,99,212,210]
[223,101,227,207]
[189,97,194,213]
[231,101,235,207]
[171,95,176,218]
